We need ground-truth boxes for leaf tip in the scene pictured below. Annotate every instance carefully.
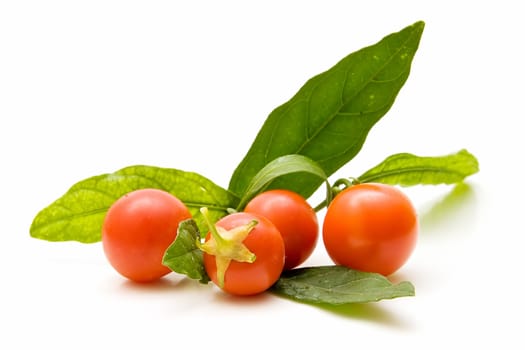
[414,20,425,30]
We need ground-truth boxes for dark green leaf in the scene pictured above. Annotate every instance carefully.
[229,21,425,199]
[358,149,480,186]
[162,219,210,284]
[271,265,415,304]
[30,165,239,243]
[236,154,330,210]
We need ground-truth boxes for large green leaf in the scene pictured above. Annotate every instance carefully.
[272,265,415,304]
[30,165,239,243]
[229,21,425,199]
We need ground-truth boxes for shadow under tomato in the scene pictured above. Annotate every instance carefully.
[387,270,413,285]
[117,273,202,294]
[210,286,275,306]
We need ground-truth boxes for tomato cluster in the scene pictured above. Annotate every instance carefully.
[101,183,418,295]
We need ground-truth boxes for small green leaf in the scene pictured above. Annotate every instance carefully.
[271,265,415,304]
[229,21,425,199]
[236,154,330,210]
[162,219,210,284]
[357,149,480,186]
[30,165,239,243]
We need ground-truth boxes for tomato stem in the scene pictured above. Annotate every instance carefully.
[226,208,238,214]
[200,207,226,245]
[333,177,359,189]
[313,177,360,212]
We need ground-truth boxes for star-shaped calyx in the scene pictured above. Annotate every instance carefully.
[196,207,257,288]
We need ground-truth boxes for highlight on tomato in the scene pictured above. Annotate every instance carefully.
[322,183,418,276]
[102,188,192,283]
[244,189,319,270]
[198,208,285,296]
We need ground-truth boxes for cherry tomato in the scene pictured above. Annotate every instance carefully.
[102,188,191,283]
[202,212,285,296]
[322,183,418,276]
[244,189,319,270]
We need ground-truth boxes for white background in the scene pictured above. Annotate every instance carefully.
[1,1,524,349]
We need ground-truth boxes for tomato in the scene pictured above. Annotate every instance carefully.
[102,188,192,283]
[201,211,285,296]
[322,183,418,276]
[244,189,319,270]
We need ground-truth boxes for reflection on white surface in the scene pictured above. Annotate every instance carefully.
[1,1,524,349]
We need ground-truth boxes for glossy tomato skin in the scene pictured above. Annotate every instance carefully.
[102,188,191,283]
[244,189,319,270]
[203,212,285,296]
[322,183,418,276]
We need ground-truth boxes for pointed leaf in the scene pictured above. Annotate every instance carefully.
[229,21,425,199]
[358,149,480,186]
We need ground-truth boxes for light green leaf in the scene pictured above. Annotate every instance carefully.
[30,165,239,243]
[358,149,480,186]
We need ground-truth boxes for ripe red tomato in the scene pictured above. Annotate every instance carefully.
[202,212,285,296]
[102,188,191,283]
[244,189,319,270]
[322,183,418,276]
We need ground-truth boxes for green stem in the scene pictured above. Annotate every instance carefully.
[200,207,225,245]
[313,177,359,212]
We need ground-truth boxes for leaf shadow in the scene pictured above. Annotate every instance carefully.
[319,302,411,328]
[418,182,478,235]
[271,292,412,329]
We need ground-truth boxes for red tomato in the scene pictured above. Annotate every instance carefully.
[322,183,418,276]
[102,188,191,283]
[244,189,319,270]
[202,212,285,296]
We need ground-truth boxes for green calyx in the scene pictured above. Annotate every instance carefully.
[196,207,257,288]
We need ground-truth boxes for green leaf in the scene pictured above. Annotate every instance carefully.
[236,154,330,210]
[229,21,425,199]
[162,219,210,284]
[357,149,480,186]
[30,165,239,243]
[271,265,415,305]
